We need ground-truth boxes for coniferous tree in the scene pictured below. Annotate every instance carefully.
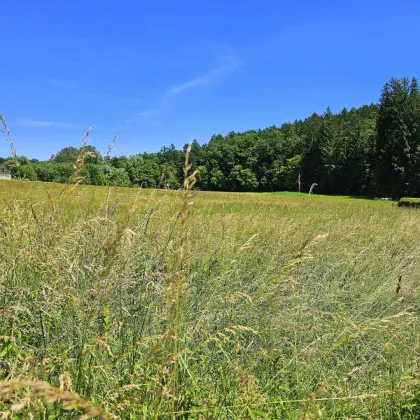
[376,77,420,197]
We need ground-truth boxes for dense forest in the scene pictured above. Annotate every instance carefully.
[2,77,420,198]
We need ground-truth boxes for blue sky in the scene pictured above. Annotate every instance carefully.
[1,0,420,159]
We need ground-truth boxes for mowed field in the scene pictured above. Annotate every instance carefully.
[0,180,419,418]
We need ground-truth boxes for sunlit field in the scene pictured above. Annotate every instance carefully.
[0,179,419,418]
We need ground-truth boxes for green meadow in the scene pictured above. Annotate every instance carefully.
[0,179,419,418]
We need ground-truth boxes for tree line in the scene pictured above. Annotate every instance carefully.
[2,77,420,198]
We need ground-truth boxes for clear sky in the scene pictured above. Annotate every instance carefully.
[1,0,420,159]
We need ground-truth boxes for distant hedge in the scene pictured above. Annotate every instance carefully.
[398,197,420,208]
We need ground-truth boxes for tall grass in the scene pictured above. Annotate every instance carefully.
[0,125,419,418]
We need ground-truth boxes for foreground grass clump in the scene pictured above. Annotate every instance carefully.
[0,178,419,418]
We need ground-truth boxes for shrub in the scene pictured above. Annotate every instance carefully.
[398,197,420,208]
[17,164,37,181]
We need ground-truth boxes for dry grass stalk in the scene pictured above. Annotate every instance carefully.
[168,143,198,416]
[106,133,119,157]
[70,126,95,188]
[0,380,110,419]
[0,114,16,158]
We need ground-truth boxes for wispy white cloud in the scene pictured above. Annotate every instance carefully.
[133,109,157,119]
[125,109,159,124]
[154,122,168,131]
[128,47,241,125]
[168,64,236,96]
[19,120,80,129]
[164,53,241,103]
